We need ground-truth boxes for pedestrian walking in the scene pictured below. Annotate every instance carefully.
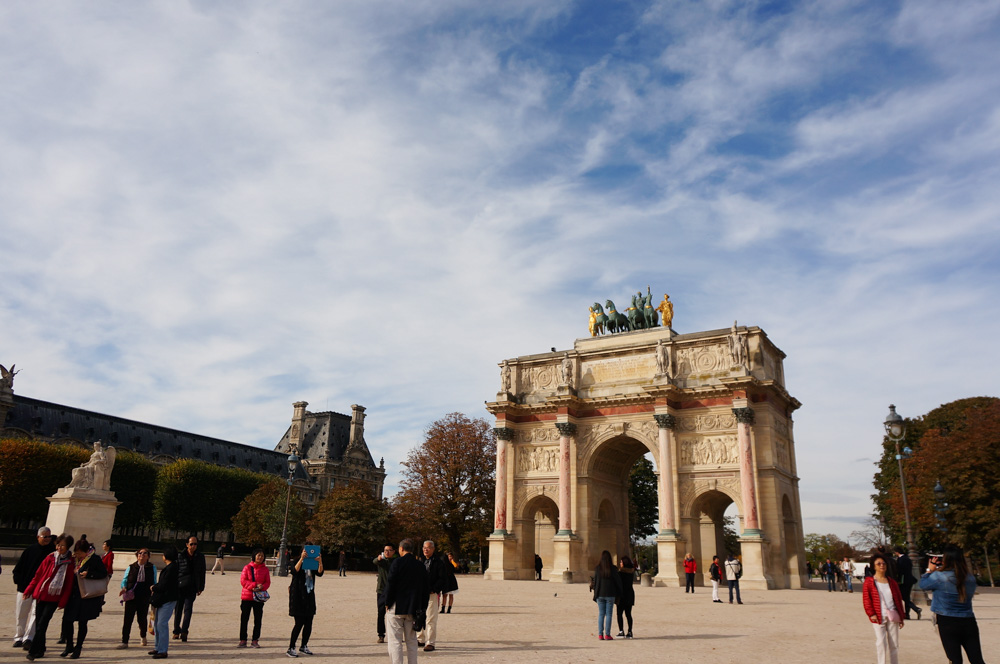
[725,553,743,604]
[841,557,854,593]
[238,549,271,648]
[894,547,922,620]
[592,550,622,641]
[149,546,179,660]
[287,546,323,657]
[12,526,55,651]
[416,540,446,652]
[918,545,985,664]
[173,536,206,642]
[441,553,459,614]
[211,544,227,575]
[615,556,635,638]
[338,550,347,577]
[23,534,74,661]
[862,551,905,664]
[117,548,155,650]
[59,539,109,659]
[534,554,543,580]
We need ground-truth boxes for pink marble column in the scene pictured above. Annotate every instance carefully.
[654,414,677,535]
[733,408,761,535]
[492,427,514,534]
[555,422,576,535]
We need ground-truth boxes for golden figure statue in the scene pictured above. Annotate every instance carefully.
[588,306,597,337]
[656,294,674,329]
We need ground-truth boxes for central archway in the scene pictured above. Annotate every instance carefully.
[684,489,740,586]
[581,434,656,570]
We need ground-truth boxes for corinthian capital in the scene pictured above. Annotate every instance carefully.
[732,407,756,425]
[653,414,676,430]
[493,427,515,441]
[555,422,577,437]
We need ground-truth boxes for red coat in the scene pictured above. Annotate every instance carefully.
[683,558,697,574]
[102,551,114,575]
[24,552,75,608]
[862,576,905,625]
[240,562,271,601]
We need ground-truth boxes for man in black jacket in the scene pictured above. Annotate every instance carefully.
[415,540,446,652]
[374,543,396,644]
[894,547,922,620]
[172,536,206,642]
[11,526,54,650]
[383,539,429,664]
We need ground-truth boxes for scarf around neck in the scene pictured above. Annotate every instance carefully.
[47,552,74,595]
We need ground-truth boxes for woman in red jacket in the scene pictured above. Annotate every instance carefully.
[683,553,697,593]
[24,534,75,661]
[238,549,271,648]
[862,552,905,664]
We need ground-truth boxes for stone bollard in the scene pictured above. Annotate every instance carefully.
[562,570,573,584]
[640,573,653,587]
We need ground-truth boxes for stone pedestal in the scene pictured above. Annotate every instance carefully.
[549,534,585,582]
[654,535,686,587]
[737,536,774,590]
[46,488,121,545]
[484,533,519,580]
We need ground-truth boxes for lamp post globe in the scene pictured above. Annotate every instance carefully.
[277,453,300,577]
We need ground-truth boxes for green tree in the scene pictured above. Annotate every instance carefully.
[804,533,853,566]
[627,456,658,545]
[109,450,159,530]
[0,438,89,522]
[391,413,496,558]
[873,397,1000,551]
[310,481,390,552]
[231,479,309,548]
[153,459,269,532]
[723,516,741,556]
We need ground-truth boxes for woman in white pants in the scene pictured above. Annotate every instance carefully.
[862,552,905,664]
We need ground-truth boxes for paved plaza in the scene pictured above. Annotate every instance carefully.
[3,571,998,663]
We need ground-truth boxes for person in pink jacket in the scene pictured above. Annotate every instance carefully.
[238,549,271,648]
[24,534,75,661]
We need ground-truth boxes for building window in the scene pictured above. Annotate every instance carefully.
[329,479,335,490]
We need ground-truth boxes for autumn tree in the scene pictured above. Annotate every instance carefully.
[231,479,309,548]
[310,481,390,552]
[0,438,89,524]
[628,456,658,545]
[392,413,496,557]
[873,397,1000,551]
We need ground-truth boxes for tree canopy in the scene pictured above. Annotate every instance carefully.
[872,397,1000,551]
[153,459,270,532]
[231,478,309,548]
[627,456,658,545]
[310,481,390,551]
[392,412,496,557]
[0,438,89,522]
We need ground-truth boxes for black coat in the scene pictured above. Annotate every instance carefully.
[616,567,635,607]
[441,559,459,593]
[176,550,206,595]
[424,554,447,594]
[64,555,108,622]
[123,562,156,601]
[151,561,179,608]
[13,542,56,592]
[288,567,324,617]
[895,554,914,589]
[383,554,429,616]
[592,566,623,601]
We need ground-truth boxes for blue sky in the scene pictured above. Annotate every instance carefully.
[2,0,999,541]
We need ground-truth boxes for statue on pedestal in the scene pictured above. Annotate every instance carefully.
[560,355,574,389]
[656,295,674,330]
[66,442,117,492]
[0,363,19,391]
[655,340,672,379]
[728,321,749,371]
[500,362,512,393]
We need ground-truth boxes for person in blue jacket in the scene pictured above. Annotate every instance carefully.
[918,545,985,664]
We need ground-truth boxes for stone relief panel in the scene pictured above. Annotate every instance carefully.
[679,476,742,516]
[514,483,559,519]
[519,364,558,394]
[774,437,790,471]
[678,413,737,433]
[517,445,559,475]
[678,435,739,467]
[578,355,657,387]
[514,427,561,444]
[675,343,731,377]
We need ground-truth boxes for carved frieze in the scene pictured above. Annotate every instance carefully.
[678,413,737,433]
[675,343,730,377]
[520,364,558,393]
[517,445,558,474]
[678,435,739,467]
[514,427,561,444]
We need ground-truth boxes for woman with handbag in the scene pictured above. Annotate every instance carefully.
[24,534,75,661]
[239,549,271,648]
[862,551,905,664]
[117,548,156,650]
[287,547,323,657]
[149,547,179,660]
[918,545,986,664]
[59,540,109,658]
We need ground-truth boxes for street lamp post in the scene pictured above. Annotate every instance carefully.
[884,404,919,577]
[276,452,300,578]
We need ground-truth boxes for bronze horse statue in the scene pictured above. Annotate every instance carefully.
[605,300,631,333]
[643,287,659,329]
[591,302,609,335]
[627,293,645,331]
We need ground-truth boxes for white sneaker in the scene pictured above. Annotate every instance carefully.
[299,646,313,655]
[286,648,298,657]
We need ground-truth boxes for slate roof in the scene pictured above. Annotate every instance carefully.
[275,410,376,467]
[3,395,309,480]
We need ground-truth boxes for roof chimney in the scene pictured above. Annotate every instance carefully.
[289,401,308,454]
[349,404,366,451]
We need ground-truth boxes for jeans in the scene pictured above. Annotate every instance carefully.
[827,575,835,591]
[936,614,986,664]
[845,574,853,591]
[239,600,264,641]
[154,602,175,655]
[596,597,614,636]
[728,579,742,603]
[377,593,387,637]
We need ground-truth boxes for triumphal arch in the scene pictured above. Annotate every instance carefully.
[484,295,806,589]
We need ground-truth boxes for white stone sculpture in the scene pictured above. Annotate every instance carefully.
[66,442,117,492]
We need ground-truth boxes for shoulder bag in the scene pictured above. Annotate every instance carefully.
[249,565,269,603]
